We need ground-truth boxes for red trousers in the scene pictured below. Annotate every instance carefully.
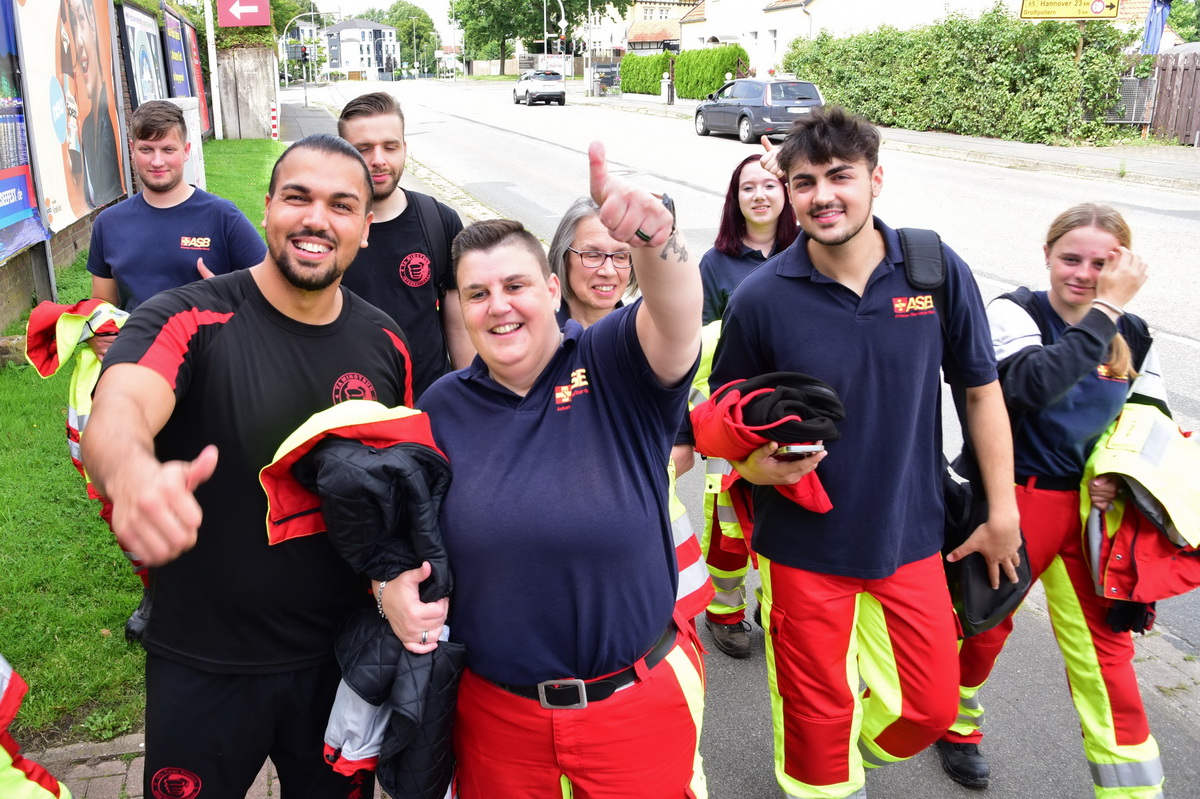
[453,626,707,799]
[948,485,1160,799]
[761,553,959,798]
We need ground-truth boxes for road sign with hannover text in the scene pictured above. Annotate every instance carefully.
[1020,0,1119,19]
[217,0,271,28]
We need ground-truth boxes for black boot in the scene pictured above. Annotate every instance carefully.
[704,618,752,659]
[935,739,989,789]
[125,588,152,643]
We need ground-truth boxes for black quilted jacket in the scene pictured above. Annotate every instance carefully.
[295,437,463,799]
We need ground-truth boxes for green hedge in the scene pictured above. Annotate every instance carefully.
[619,53,672,95]
[674,45,749,100]
[781,3,1145,144]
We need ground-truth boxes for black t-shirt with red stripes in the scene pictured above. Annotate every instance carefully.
[102,269,413,673]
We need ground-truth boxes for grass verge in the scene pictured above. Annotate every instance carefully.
[0,138,282,748]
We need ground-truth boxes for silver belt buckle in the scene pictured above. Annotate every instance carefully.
[537,678,587,709]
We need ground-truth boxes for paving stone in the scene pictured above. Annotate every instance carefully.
[127,756,145,796]
[81,774,123,799]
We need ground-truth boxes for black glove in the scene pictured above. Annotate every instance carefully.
[1107,600,1156,634]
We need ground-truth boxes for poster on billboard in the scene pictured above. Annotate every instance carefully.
[0,1,48,262]
[182,21,211,134]
[14,0,126,233]
[119,2,168,108]
[162,10,191,97]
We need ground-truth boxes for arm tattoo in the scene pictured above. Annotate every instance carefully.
[659,230,687,262]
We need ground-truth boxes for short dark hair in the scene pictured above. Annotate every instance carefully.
[268,134,373,215]
[777,106,881,176]
[338,92,405,137]
[131,100,187,143]
[452,219,549,281]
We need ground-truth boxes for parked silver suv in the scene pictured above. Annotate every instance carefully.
[513,70,566,106]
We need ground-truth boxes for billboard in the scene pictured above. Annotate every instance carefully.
[0,1,48,261]
[162,9,191,97]
[182,21,211,134]
[119,2,168,108]
[14,0,126,232]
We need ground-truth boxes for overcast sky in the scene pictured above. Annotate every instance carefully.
[314,0,457,38]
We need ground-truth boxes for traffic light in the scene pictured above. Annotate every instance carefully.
[301,45,309,64]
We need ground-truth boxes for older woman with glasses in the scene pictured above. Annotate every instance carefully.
[548,198,638,328]
[547,198,713,629]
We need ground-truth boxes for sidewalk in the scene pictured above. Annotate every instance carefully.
[22,89,1198,798]
[566,81,1200,192]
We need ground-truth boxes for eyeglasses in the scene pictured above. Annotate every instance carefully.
[568,247,633,269]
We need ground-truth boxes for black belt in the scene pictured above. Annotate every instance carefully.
[1016,474,1079,492]
[492,622,677,709]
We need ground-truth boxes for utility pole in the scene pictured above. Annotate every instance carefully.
[409,17,418,79]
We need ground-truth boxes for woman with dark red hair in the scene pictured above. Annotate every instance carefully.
[699,154,797,326]
[695,154,797,659]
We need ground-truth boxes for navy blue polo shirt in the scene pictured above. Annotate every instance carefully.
[711,218,996,579]
[700,243,776,325]
[419,301,691,684]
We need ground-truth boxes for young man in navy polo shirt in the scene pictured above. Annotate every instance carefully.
[393,143,708,797]
[713,108,1022,799]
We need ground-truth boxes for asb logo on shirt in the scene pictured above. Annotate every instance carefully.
[554,368,590,410]
[179,236,212,250]
[332,372,378,403]
[892,294,936,318]
[398,253,432,287]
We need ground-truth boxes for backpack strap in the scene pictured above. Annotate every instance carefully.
[409,191,451,286]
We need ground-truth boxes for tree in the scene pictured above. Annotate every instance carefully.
[1169,0,1199,42]
[453,0,634,72]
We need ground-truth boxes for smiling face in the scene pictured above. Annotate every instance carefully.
[1045,225,1122,320]
[264,147,372,293]
[339,112,407,201]
[67,0,100,100]
[457,242,561,394]
[133,128,189,195]
[737,161,787,230]
[565,215,632,319]
[787,157,882,248]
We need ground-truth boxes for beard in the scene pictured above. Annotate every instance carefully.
[269,231,349,292]
[139,169,183,195]
[803,201,873,247]
[371,169,402,201]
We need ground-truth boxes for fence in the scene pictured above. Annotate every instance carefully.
[1151,53,1200,145]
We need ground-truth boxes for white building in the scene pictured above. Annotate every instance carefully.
[325,18,400,80]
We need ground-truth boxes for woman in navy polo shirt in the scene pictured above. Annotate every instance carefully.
[936,204,1169,798]
[699,154,797,326]
[696,154,799,659]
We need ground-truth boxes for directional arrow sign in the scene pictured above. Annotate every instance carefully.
[1019,0,1119,20]
[218,0,271,28]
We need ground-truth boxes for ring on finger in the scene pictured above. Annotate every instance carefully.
[420,629,428,645]
[635,228,652,243]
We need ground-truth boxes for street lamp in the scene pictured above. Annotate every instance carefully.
[409,17,418,80]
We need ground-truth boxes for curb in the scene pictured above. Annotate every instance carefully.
[574,94,1200,193]
[881,140,1200,193]
[26,732,144,771]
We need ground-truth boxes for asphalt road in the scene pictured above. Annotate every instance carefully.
[285,81,1200,797]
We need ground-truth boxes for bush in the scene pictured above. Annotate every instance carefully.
[675,44,750,100]
[781,3,1138,144]
[620,52,673,95]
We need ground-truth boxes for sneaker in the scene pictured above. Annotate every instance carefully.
[704,618,752,659]
[935,739,989,789]
[125,589,152,643]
